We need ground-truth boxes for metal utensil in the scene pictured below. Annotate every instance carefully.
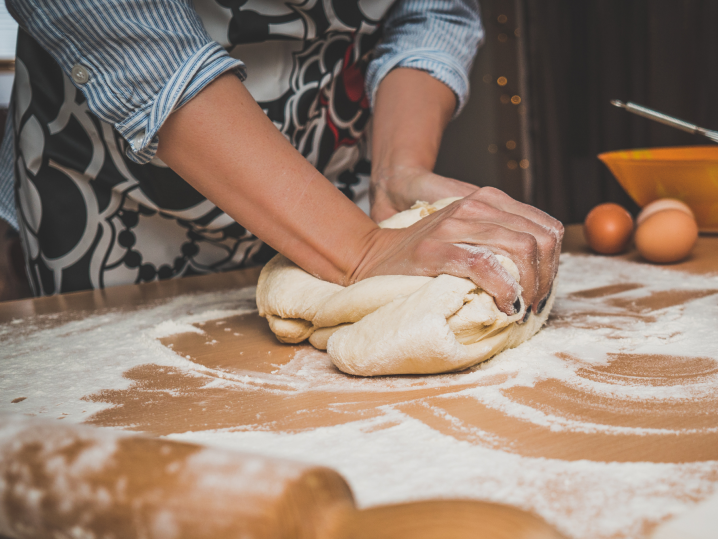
[611,100,718,143]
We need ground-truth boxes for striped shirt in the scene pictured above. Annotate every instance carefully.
[0,0,483,230]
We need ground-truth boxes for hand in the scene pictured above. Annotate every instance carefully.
[357,184,564,315]
[370,165,478,223]
[366,69,562,314]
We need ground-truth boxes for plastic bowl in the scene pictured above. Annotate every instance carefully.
[598,146,718,232]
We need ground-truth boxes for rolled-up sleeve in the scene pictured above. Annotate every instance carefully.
[365,0,484,116]
[6,0,246,164]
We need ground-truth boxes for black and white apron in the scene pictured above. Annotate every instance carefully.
[13,0,394,295]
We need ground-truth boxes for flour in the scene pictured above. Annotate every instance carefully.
[454,242,522,294]
[1,253,718,539]
[0,290,258,420]
[150,309,253,339]
[171,417,718,539]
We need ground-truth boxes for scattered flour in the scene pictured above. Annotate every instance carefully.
[172,418,718,539]
[0,289,257,419]
[1,253,718,539]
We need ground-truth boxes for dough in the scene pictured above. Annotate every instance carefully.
[256,198,557,376]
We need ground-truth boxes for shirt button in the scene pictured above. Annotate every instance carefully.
[71,64,89,85]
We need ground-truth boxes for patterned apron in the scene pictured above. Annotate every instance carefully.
[13,0,394,295]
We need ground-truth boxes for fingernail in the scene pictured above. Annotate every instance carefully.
[522,305,532,323]
[537,284,554,314]
[513,298,521,315]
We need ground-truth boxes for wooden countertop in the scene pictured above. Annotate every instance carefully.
[1,224,717,539]
[1,225,715,321]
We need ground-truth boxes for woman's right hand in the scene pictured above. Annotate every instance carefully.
[351,187,564,316]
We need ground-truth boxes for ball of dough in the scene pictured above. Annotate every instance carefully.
[256,198,557,376]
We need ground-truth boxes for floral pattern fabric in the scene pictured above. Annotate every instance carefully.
[14,0,390,295]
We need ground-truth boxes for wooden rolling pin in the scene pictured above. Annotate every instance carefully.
[0,414,564,539]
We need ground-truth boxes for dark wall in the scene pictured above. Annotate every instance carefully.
[435,0,528,202]
[523,0,718,223]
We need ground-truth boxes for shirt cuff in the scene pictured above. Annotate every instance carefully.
[116,42,246,165]
[367,49,470,117]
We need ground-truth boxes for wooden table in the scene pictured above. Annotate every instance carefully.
[2,225,717,539]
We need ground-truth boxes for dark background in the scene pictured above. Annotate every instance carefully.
[436,0,718,224]
[522,0,718,223]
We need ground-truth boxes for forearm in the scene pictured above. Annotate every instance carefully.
[372,68,454,177]
[370,68,477,220]
[157,74,377,285]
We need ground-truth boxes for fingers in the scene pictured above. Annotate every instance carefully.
[450,199,557,306]
[472,187,564,248]
[425,200,542,307]
[410,210,540,311]
[471,188,564,261]
[456,224,540,308]
[412,238,522,314]
[356,185,562,316]
[456,190,564,306]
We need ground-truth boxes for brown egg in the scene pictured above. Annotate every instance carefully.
[635,209,698,263]
[636,198,694,227]
[583,203,634,254]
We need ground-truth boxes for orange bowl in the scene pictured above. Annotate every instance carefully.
[598,146,718,232]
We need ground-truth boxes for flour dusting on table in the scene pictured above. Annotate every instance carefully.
[2,253,718,539]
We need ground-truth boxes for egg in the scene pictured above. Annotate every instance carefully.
[583,203,634,254]
[635,209,698,263]
[636,198,694,227]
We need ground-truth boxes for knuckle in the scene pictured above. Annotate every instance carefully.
[517,233,539,256]
[455,198,489,216]
[477,186,504,200]
[537,230,558,254]
[543,217,564,242]
[555,221,565,241]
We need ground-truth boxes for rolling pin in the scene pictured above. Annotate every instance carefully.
[0,414,564,539]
